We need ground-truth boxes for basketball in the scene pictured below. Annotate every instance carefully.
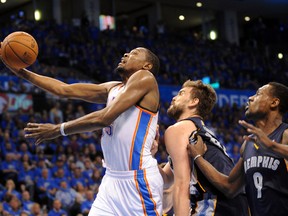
[1,31,38,69]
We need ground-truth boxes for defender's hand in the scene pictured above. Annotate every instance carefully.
[239,120,274,149]
[187,135,207,158]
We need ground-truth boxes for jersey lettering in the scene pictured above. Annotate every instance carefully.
[253,172,263,199]
[104,125,113,136]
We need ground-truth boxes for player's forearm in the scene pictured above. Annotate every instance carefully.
[173,186,190,216]
[19,68,68,96]
[194,156,241,198]
[61,110,111,135]
[158,166,173,189]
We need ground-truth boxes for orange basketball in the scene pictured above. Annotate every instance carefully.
[1,31,38,69]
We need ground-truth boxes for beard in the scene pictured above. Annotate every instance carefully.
[114,66,127,76]
[167,105,182,120]
[245,109,266,121]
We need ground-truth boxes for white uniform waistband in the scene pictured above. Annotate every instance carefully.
[105,166,160,179]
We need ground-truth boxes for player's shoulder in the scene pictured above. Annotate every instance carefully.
[132,69,155,80]
[166,120,196,135]
[128,70,157,90]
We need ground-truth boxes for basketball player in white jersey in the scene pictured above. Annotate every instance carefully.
[1,47,163,215]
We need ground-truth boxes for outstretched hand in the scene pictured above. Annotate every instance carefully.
[24,123,61,145]
[239,120,274,149]
[187,135,207,158]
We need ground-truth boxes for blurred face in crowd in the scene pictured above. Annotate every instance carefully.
[60,181,67,189]
[31,203,41,214]
[10,197,20,210]
[57,168,65,178]
[74,167,82,177]
[86,190,94,201]
[22,191,30,201]
[6,179,16,189]
[42,168,49,178]
[53,199,62,210]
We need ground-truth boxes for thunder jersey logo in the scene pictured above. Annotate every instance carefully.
[244,155,280,173]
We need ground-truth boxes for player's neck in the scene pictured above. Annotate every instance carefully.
[178,113,202,122]
[255,115,283,134]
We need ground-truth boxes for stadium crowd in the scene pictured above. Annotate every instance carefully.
[0,17,287,216]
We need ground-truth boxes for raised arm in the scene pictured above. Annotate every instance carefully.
[9,67,120,103]
[24,70,157,144]
[0,43,118,103]
[187,136,245,198]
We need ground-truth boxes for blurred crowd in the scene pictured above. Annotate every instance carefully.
[0,18,287,216]
[1,17,288,88]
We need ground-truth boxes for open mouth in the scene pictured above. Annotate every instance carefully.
[245,105,249,111]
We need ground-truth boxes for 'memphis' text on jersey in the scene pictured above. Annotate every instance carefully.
[244,155,280,172]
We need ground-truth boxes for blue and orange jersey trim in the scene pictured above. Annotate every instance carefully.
[129,109,153,170]
[134,169,160,216]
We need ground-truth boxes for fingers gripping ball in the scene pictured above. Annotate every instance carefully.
[1,31,38,69]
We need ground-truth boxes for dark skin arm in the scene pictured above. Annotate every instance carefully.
[239,120,288,160]
[24,70,158,145]
[187,135,246,198]
[0,43,119,104]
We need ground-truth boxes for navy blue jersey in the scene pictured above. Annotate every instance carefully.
[243,122,288,216]
[185,117,249,216]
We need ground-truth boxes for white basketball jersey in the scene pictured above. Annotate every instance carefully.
[101,84,159,171]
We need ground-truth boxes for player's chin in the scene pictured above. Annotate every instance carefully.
[114,66,126,75]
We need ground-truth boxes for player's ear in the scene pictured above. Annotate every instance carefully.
[143,62,152,71]
[189,97,199,108]
[271,98,280,108]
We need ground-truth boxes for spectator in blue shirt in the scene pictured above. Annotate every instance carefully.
[55,180,77,214]
[48,199,68,216]
[70,166,87,189]
[81,190,95,216]
[51,157,70,179]
[82,158,94,180]
[54,168,70,186]
[18,161,36,197]
[35,168,56,205]
[21,190,35,212]
[1,153,19,182]
[18,142,33,159]
[3,195,22,216]
[87,169,102,192]
[34,158,52,180]
[30,202,47,216]
[2,179,21,201]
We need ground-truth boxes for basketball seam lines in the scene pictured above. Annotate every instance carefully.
[8,40,38,56]
[7,41,35,65]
